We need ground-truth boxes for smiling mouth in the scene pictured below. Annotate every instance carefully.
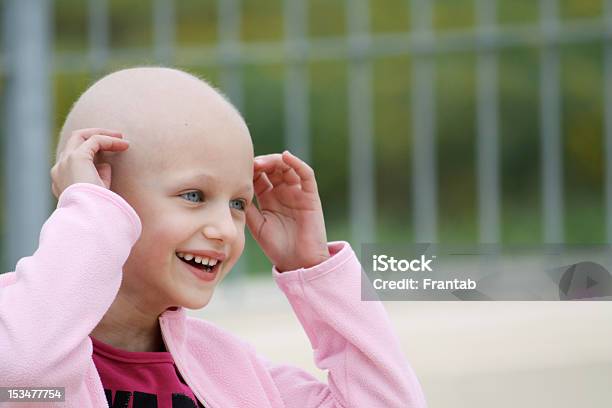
[176,254,220,274]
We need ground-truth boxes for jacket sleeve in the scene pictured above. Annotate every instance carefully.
[260,241,427,408]
[0,183,141,386]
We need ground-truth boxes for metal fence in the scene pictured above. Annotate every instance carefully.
[1,0,612,273]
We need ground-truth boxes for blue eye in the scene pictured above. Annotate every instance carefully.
[181,191,203,203]
[230,199,247,211]
[181,191,246,211]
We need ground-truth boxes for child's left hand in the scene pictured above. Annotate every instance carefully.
[246,151,331,272]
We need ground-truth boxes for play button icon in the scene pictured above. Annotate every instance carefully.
[557,262,612,300]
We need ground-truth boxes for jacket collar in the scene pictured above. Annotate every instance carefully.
[157,306,218,407]
[160,305,186,318]
[159,306,187,349]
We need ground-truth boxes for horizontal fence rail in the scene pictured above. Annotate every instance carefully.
[1,17,610,73]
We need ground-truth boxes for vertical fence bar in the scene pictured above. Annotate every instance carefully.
[604,0,612,243]
[153,0,175,65]
[476,0,500,244]
[283,0,310,162]
[347,0,376,249]
[218,0,244,111]
[218,0,246,289]
[88,0,109,75]
[539,0,563,243]
[2,0,52,272]
[411,0,437,243]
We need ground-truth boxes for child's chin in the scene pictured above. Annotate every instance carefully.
[178,292,214,310]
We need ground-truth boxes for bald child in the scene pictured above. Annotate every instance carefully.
[0,67,427,408]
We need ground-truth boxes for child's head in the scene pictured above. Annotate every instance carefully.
[56,67,254,313]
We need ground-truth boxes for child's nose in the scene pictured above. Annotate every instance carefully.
[201,205,238,243]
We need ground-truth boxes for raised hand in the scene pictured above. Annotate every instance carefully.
[246,151,330,272]
[51,128,129,199]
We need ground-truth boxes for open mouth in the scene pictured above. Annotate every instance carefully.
[176,253,221,274]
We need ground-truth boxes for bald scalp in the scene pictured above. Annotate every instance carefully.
[55,67,242,162]
[55,66,250,193]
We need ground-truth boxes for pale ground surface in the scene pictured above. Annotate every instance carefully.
[187,275,612,408]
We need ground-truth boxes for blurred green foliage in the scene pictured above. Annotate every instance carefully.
[49,0,608,273]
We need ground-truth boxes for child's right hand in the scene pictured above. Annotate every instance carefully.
[50,128,130,199]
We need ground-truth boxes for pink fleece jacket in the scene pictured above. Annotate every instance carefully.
[0,182,427,408]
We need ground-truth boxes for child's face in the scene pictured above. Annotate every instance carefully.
[106,95,254,314]
[85,82,253,314]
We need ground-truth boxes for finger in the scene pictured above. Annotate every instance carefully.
[282,151,317,193]
[245,201,265,240]
[64,128,123,155]
[266,165,300,188]
[282,166,301,186]
[254,153,282,164]
[254,154,292,174]
[77,134,130,160]
[252,172,279,210]
[95,163,112,189]
[254,153,302,188]
[265,167,285,188]
[253,171,273,196]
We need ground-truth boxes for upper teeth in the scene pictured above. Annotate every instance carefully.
[177,252,219,266]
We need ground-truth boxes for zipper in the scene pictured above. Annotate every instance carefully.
[160,318,211,408]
